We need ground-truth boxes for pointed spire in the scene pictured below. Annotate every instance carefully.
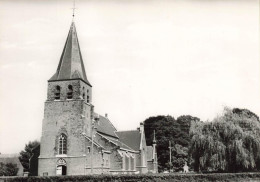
[153,130,156,144]
[49,22,91,86]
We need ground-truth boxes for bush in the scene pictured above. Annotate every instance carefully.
[1,173,260,182]
[0,162,19,176]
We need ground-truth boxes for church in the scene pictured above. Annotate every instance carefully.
[37,21,158,176]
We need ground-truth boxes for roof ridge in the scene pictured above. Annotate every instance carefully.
[116,129,139,133]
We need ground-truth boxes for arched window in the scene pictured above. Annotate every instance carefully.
[67,85,73,99]
[87,89,89,103]
[82,87,85,99]
[58,134,67,155]
[55,86,61,100]
[125,154,130,170]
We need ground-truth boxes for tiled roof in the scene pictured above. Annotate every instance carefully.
[93,115,142,152]
[82,133,105,149]
[49,22,91,86]
[115,130,141,151]
[97,133,134,151]
[95,114,118,139]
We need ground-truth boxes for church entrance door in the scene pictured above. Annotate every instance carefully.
[56,158,67,175]
[57,165,67,175]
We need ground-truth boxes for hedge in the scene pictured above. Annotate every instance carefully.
[1,173,260,182]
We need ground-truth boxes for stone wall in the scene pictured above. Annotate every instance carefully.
[47,80,92,103]
[39,79,93,176]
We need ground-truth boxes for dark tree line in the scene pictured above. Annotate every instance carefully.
[144,115,199,172]
[0,162,18,176]
[143,107,260,173]
[19,140,40,172]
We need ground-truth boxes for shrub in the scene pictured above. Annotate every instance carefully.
[1,173,260,182]
[0,162,19,176]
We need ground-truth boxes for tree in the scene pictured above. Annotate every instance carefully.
[231,108,260,136]
[0,162,18,176]
[19,140,40,172]
[232,108,259,122]
[176,115,200,136]
[0,162,5,176]
[143,115,200,172]
[172,144,188,171]
[189,108,260,172]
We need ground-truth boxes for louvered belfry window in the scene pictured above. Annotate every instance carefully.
[59,134,67,155]
[67,85,73,99]
[55,86,61,100]
[87,89,90,103]
[82,87,85,99]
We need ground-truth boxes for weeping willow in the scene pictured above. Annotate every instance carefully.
[190,108,260,172]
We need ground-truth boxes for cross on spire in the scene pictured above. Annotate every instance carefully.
[72,0,76,19]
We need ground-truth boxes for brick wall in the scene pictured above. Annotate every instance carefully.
[47,80,92,103]
[39,79,93,176]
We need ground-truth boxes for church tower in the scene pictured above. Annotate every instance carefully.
[38,22,94,176]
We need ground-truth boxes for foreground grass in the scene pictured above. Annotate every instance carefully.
[1,172,260,182]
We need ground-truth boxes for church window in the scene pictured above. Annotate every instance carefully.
[86,89,90,102]
[58,134,67,155]
[82,87,85,99]
[67,85,73,99]
[131,156,135,170]
[90,106,94,119]
[125,155,129,170]
[55,86,61,100]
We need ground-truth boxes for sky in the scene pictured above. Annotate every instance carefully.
[0,0,259,154]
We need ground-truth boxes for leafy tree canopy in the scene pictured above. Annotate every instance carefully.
[143,115,200,172]
[0,162,18,176]
[190,107,260,173]
[19,140,40,172]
